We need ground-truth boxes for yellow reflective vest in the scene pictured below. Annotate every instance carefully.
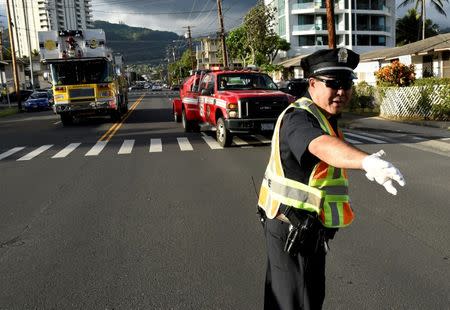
[257,98,354,228]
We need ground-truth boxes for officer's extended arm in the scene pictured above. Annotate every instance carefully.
[309,135,405,195]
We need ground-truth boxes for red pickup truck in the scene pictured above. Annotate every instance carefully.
[172,69,295,147]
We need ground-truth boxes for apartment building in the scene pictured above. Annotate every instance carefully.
[266,0,396,59]
[196,37,241,69]
[9,0,94,57]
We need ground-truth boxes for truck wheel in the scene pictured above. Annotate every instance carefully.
[174,108,181,122]
[216,117,232,147]
[60,114,73,126]
[182,109,191,132]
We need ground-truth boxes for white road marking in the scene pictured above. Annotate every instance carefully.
[252,134,271,144]
[233,136,251,147]
[118,140,135,154]
[54,121,61,125]
[344,132,386,144]
[441,138,450,141]
[412,136,426,140]
[0,147,25,160]
[177,137,193,151]
[85,141,108,156]
[17,145,53,161]
[345,138,362,144]
[149,138,162,152]
[52,143,81,158]
[201,133,222,149]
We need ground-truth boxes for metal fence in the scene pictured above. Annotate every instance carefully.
[377,85,449,120]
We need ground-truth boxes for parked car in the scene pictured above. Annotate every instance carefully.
[151,84,162,91]
[23,91,52,112]
[278,78,309,99]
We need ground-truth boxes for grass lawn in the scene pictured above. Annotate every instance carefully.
[0,107,19,117]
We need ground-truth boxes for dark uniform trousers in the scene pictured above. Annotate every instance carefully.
[263,218,326,310]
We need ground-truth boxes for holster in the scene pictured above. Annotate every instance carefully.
[282,207,323,256]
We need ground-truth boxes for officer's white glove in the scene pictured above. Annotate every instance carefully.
[362,150,406,195]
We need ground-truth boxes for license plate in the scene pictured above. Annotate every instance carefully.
[261,123,274,131]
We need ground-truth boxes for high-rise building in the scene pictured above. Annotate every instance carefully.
[266,0,396,58]
[9,0,94,57]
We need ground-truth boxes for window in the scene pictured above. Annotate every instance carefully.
[299,35,316,46]
[371,36,386,46]
[357,35,370,45]
[278,16,286,36]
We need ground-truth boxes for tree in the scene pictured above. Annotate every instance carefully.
[226,1,289,67]
[397,0,449,39]
[242,0,277,65]
[396,9,439,45]
[226,26,251,67]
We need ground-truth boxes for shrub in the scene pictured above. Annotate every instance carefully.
[375,61,416,87]
[413,77,450,86]
[349,81,377,111]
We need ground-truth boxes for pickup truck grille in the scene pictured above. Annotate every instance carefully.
[69,88,95,98]
[239,97,289,118]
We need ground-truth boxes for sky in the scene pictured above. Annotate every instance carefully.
[0,0,449,34]
[88,0,450,35]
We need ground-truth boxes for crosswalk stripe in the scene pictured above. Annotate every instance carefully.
[52,143,81,158]
[177,137,193,151]
[149,139,162,152]
[233,136,252,147]
[252,134,271,144]
[201,134,223,149]
[85,141,108,156]
[0,147,25,160]
[344,132,386,144]
[118,140,135,154]
[345,138,362,144]
[17,145,53,161]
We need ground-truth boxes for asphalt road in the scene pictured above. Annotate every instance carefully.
[0,91,449,309]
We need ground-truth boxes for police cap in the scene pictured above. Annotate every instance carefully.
[301,48,360,79]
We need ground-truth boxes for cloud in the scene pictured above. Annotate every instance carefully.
[91,0,258,36]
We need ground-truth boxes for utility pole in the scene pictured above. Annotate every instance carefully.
[216,0,228,67]
[6,0,22,111]
[183,26,195,71]
[422,0,426,40]
[23,0,35,91]
[0,27,3,60]
[326,0,336,49]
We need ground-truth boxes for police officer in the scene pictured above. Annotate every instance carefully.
[257,48,405,310]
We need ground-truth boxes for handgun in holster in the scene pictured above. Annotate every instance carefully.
[282,206,323,256]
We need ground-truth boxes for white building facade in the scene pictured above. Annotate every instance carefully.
[9,0,94,57]
[265,0,396,59]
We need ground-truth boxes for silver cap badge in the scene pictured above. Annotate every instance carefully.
[338,48,348,63]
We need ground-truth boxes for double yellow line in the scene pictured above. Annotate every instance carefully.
[98,94,145,142]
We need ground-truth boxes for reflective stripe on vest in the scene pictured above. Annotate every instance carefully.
[257,98,354,228]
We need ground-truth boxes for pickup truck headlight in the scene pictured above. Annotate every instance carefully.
[227,102,238,118]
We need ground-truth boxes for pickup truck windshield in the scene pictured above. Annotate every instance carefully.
[50,60,113,85]
[217,73,278,91]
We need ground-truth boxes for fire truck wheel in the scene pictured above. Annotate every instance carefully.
[182,109,191,132]
[174,108,181,123]
[216,117,232,147]
[60,114,73,126]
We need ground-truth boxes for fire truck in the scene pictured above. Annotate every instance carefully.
[38,29,128,126]
[172,69,296,146]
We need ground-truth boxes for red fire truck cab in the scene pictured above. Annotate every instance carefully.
[172,69,296,147]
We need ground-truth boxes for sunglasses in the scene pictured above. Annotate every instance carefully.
[314,77,354,90]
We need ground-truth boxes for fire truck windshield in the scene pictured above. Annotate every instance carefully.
[50,59,113,85]
[217,73,278,91]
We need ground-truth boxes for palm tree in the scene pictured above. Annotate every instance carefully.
[397,0,449,40]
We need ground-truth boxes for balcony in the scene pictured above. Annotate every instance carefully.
[293,24,327,32]
[355,25,390,32]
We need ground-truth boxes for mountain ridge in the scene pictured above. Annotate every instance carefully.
[93,20,182,65]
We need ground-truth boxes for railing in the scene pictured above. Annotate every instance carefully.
[356,25,390,32]
[292,2,325,10]
[293,24,327,31]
